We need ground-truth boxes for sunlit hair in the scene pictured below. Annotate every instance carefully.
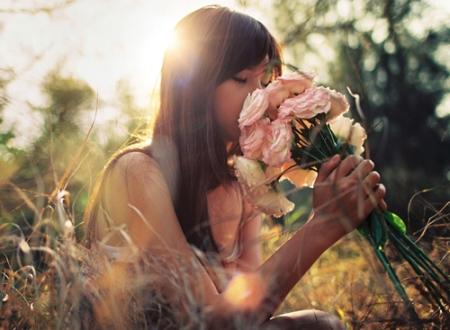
[153,5,282,253]
[84,5,282,254]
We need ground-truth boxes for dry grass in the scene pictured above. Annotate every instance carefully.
[0,182,448,329]
[262,220,449,329]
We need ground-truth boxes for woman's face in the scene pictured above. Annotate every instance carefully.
[214,55,270,143]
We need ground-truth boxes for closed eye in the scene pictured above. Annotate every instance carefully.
[232,76,247,84]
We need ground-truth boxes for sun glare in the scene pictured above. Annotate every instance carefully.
[223,272,266,310]
[165,29,179,52]
[131,25,180,104]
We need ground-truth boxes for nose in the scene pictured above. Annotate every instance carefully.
[251,78,263,91]
[257,79,263,89]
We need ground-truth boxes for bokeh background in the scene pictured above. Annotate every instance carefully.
[1,0,449,328]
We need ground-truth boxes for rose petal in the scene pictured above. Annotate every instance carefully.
[239,118,270,159]
[327,89,349,121]
[233,156,268,194]
[238,89,269,128]
[261,119,293,167]
[252,189,295,217]
[329,116,367,155]
[281,168,318,188]
[278,87,331,120]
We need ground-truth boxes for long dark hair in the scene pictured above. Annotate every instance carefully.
[85,5,282,254]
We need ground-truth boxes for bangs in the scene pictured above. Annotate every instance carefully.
[217,13,281,83]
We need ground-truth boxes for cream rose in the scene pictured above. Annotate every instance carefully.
[329,116,367,155]
[233,156,294,217]
[233,156,269,195]
[252,189,295,218]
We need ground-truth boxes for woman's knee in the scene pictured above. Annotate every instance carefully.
[263,309,345,330]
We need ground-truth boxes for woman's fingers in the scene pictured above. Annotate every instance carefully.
[349,159,374,180]
[363,183,386,216]
[335,155,363,178]
[355,172,380,218]
[362,171,380,192]
[316,155,341,183]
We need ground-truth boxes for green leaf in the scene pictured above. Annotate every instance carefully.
[384,211,407,234]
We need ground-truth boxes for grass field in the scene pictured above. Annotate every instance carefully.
[0,185,448,329]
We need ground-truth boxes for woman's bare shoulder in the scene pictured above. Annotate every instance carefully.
[112,150,160,175]
[100,150,181,250]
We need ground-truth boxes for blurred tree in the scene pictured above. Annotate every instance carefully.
[246,0,450,232]
[0,69,148,240]
[1,70,94,233]
[0,68,23,188]
[0,0,82,217]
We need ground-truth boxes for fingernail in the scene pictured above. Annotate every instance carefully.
[332,154,340,162]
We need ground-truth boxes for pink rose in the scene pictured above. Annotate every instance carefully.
[277,71,315,94]
[264,72,315,119]
[278,87,331,120]
[264,80,289,119]
[262,119,293,167]
[238,88,269,128]
[327,88,349,121]
[239,118,270,160]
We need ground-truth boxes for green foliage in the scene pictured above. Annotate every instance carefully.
[260,0,450,226]
[39,71,95,134]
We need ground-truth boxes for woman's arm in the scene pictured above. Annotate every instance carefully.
[253,154,386,321]
[255,211,347,320]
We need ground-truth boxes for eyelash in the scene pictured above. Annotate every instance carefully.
[232,76,271,87]
[232,77,247,84]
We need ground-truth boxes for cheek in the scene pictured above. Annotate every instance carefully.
[214,85,247,141]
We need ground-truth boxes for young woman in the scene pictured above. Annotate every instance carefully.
[84,5,386,329]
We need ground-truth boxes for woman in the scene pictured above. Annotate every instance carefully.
[84,5,386,329]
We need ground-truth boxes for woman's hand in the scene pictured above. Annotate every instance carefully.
[312,154,387,235]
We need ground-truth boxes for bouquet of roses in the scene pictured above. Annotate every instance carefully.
[233,71,449,315]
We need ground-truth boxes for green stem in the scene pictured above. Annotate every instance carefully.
[390,232,448,309]
[389,229,450,295]
[396,230,450,282]
[370,239,418,318]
